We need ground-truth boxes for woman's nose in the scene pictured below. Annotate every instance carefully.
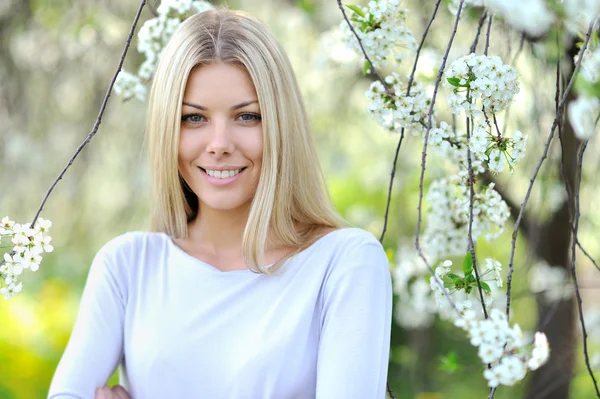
[206,119,234,156]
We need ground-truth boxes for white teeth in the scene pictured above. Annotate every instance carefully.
[205,169,242,179]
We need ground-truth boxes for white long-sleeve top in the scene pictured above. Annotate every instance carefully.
[48,227,392,399]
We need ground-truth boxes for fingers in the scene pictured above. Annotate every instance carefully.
[95,385,131,399]
[95,387,111,399]
[112,385,132,399]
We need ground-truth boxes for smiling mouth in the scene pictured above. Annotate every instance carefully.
[199,167,247,179]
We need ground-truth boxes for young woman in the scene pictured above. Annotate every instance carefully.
[48,8,392,399]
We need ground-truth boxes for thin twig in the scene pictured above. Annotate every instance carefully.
[146,0,159,17]
[465,114,489,320]
[336,0,389,92]
[469,11,488,54]
[509,35,525,66]
[492,114,502,140]
[578,239,600,272]
[415,0,467,318]
[29,0,148,228]
[379,0,444,243]
[484,14,493,56]
[504,19,596,319]
[570,139,600,396]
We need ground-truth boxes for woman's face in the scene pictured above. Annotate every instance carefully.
[178,63,263,214]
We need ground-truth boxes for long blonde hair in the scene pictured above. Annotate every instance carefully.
[146,9,346,273]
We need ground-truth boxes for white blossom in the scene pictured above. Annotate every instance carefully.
[429,257,503,323]
[157,0,194,16]
[392,246,438,329]
[114,70,147,101]
[366,74,432,136]
[529,261,573,303]
[444,53,520,114]
[578,46,600,85]
[341,0,416,68]
[447,0,484,16]
[0,216,54,299]
[483,0,555,37]
[454,308,549,387]
[113,1,215,101]
[423,178,510,259]
[563,0,600,33]
[568,95,599,140]
[528,332,550,370]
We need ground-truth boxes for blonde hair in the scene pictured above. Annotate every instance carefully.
[146,9,346,273]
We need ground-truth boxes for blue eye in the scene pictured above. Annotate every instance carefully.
[181,114,205,124]
[239,113,261,122]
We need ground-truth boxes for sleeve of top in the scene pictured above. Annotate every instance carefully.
[48,238,129,399]
[316,234,393,399]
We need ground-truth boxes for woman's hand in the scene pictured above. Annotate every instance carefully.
[95,385,131,399]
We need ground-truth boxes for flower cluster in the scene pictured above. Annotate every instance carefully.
[114,0,215,101]
[428,121,462,161]
[114,71,146,101]
[0,217,54,299]
[429,120,527,175]
[484,0,555,37]
[444,53,520,115]
[430,256,503,321]
[341,0,416,69]
[563,0,600,33]
[392,246,438,329]
[579,45,600,86]
[529,261,573,303]
[569,43,600,140]
[473,125,527,174]
[366,73,432,136]
[447,0,483,16]
[424,178,510,259]
[455,309,550,387]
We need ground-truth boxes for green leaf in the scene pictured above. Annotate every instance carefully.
[453,278,465,290]
[447,77,461,87]
[447,273,461,280]
[363,60,371,76]
[296,0,317,14]
[479,281,491,293]
[345,4,365,18]
[439,351,461,374]
[465,273,475,284]
[462,252,474,276]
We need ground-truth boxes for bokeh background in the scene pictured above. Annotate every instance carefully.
[1,0,600,398]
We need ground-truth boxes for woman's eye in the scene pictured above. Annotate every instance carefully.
[181,114,205,124]
[238,113,261,122]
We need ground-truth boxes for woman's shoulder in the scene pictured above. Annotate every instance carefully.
[317,227,382,250]
[308,227,387,270]
[95,230,168,262]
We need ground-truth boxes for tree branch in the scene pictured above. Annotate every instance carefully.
[29,0,147,228]
[505,19,596,319]
[379,0,444,243]
[415,0,467,319]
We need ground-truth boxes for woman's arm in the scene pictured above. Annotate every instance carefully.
[48,240,128,399]
[316,236,393,398]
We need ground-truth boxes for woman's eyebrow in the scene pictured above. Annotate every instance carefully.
[182,100,259,111]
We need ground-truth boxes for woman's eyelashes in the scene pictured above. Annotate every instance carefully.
[181,113,206,124]
[238,113,261,123]
[181,112,261,126]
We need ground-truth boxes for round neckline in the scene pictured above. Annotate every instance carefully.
[162,228,350,275]
[165,234,260,275]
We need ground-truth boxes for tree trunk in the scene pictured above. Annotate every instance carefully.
[525,38,581,399]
